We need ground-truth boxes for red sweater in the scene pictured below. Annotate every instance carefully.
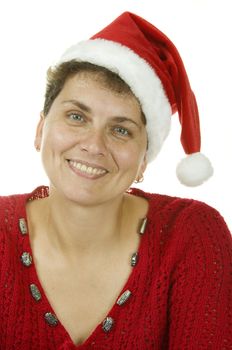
[0,186,232,350]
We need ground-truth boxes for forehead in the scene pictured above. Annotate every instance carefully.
[59,71,145,120]
[64,70,133,96]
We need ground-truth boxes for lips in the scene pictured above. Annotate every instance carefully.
[68,160,108,176]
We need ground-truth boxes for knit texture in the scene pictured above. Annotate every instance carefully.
[0,186,231,349]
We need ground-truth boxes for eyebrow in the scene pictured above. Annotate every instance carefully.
[62,99,91,113]
[62,99,141,128]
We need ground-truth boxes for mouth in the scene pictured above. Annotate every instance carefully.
[67,159,108,178]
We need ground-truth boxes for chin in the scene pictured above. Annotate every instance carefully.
[50,182,106,207]
[48,174,134,207]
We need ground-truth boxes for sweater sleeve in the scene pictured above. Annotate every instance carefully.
[168,202,232,349]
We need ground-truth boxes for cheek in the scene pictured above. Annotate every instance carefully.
[41,124,76,152]
[113,142,146,170]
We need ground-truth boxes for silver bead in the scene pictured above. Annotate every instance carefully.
[30,284,41,301]
[44,312,58,326]
[139,217,148,235]
[117,290,132,306]
[102,317,114,332]
[19,218,28,235]
[21,252,32,267]
[131,252,139,267]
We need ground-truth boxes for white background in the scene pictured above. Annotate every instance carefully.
[0,0,231,231]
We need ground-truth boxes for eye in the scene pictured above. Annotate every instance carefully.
[113,126,130,137]
[68,113,84,122]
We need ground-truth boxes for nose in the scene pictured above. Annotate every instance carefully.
[79,128,107,156]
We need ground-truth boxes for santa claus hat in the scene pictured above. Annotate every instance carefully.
[57,11,213,186]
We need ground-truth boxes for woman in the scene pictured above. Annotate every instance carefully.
[0,12,231,349]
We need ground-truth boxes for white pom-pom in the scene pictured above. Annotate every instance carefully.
[176,152,213,187]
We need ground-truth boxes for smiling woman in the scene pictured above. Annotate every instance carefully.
[0,11,232,350]
[35,70,147,206]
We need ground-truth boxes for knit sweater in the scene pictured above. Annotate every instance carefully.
[0,186,232,350]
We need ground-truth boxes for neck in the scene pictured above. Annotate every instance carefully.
[38,189,126,257]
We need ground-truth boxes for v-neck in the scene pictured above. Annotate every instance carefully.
[17,186,152,348]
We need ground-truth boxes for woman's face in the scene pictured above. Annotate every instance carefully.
[35,72,147,206]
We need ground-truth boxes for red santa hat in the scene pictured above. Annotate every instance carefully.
[57,11,213,186]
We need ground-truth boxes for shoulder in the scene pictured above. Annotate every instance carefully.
[131,187,230,230]
[0,192,25,233]
[0,186,49,233]
[130,187,194,224]
[0,193,18,219]
[131,187,231,258]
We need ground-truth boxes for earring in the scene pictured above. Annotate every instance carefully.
[134,174,144,183]
[35,145,40,152]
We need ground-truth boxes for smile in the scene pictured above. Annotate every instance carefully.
[68,160,107,176]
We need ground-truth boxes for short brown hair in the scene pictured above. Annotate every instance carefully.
[43,60,146,124]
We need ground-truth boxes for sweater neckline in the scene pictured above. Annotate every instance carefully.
[18,185,154,348]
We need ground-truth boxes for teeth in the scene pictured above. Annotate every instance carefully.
[69,161,107,176]
[81,164,87,172]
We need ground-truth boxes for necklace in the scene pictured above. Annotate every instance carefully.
[19,215,148,334]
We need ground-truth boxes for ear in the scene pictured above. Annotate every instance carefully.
[34,112,45,151]
[140,154,147,174]
[135,154,148,182]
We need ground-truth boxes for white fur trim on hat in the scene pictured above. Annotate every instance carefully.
[176,152,214,187]
[57,38,172,162]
